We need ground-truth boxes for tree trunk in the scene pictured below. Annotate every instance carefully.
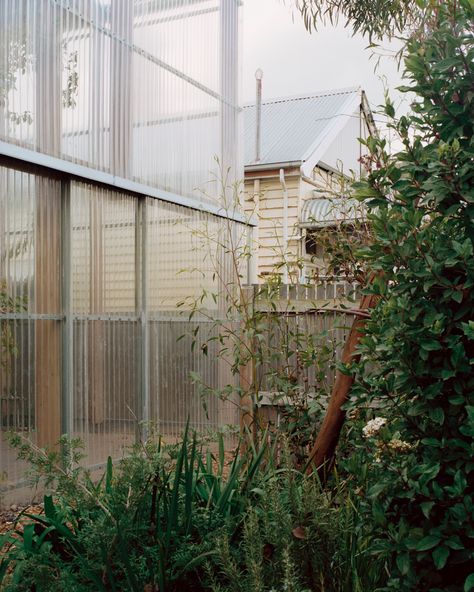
[307,290,378,479]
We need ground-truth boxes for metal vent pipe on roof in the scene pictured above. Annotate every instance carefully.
[255,68,263,162]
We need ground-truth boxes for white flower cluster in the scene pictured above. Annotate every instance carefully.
[387,438,412,453]
[362,417,387,438]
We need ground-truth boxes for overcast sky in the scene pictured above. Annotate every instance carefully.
[242,0,408,124]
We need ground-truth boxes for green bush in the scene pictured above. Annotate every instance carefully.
[344,1,474,590]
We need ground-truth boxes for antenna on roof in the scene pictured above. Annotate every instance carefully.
[255,68,263,162]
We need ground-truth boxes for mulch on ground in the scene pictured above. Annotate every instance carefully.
[0,503,44,537]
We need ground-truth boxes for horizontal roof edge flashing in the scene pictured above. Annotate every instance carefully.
[245,160,302,171]
[0,141,253,226]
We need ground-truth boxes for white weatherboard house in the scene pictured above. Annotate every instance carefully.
[243,87,376,283]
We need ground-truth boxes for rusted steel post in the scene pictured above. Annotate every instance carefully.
[307,290,378,479]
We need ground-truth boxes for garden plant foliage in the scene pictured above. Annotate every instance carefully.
[0,431,382,591]
[345,0,474,589]
[296,0,422,40]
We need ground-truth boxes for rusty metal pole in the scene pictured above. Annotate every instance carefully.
[307,290,378,480]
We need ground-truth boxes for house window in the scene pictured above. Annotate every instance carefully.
[305,232,325,259]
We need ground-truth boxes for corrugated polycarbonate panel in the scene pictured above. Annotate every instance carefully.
[146,198,243,437]
[0,0,241,201]
[72,319,140,465]
[0,170,245,494]
[71,182,138,464]
[131,53,221,197]
[149,318,220,436]
[0,166,62,489]
[147,200,219,311]
[133,0,220,93]
[61,0,112,172]
[0,1,36,149]
[68,184,243,462]
[71,183,137,314]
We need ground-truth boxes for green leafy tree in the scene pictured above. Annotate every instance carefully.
[296,0,422,40]
[343,1,474,589]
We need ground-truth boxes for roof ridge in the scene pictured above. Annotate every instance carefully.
[243,86,361,108]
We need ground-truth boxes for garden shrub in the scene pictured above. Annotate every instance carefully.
[206,460,386,592]
[344,1,474,590]
[0,429,270,591]
[0,431,385,592]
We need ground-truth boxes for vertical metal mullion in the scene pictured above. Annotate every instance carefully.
[220,0,239,196]
[136,197,149,442]
[61,180,73,440]
[109,0,132,178]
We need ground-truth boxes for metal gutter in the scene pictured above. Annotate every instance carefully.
[245,160,302,172]
[300,174,328,192]
[0,141,254,226]
[316,160,348,178]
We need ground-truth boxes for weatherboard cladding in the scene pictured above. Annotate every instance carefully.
[243,88,360,167]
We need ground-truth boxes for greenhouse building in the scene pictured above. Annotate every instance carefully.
[0,0,247,497]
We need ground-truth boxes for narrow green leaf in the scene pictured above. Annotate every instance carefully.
[218,432,225,477]
[105,456,113,494]
[165,420,189,552]
[43,495,57,521]
[0,556,12,585]
[23,523,35,554]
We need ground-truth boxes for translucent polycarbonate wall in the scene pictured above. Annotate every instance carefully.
[0,0,245,496]
[0,165,62,486]
[0,0,241,201]
[0,164,246,491]
[70,183,139,466]
[146,198,243,435]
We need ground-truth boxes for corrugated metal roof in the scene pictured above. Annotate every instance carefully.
[300,196,364,228]
[244,88,360,167]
